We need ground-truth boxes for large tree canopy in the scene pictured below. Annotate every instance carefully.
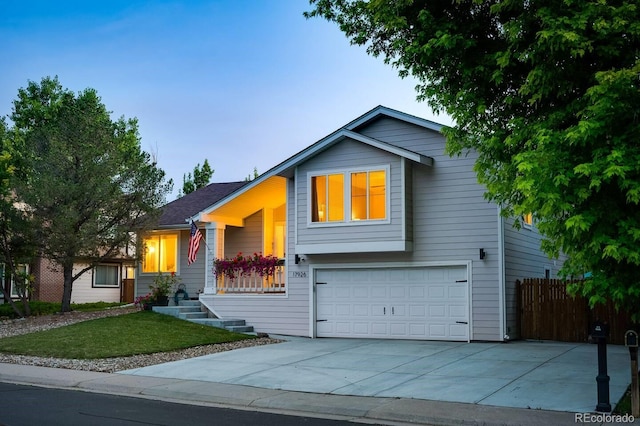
[7,76,173,312]
[307,0,640,316]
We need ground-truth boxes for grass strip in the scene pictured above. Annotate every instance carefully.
[0,311,253,359]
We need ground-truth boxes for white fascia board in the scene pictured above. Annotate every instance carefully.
[296,240,412,254]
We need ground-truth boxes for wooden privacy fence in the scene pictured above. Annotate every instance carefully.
[518,278,635,345]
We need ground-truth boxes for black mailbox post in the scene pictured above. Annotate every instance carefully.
[625,330,639,417]
[593,320,611,412]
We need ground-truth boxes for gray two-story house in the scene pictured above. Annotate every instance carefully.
[137,106,558,342]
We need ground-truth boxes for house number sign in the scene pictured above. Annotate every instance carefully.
[290,271,307,278]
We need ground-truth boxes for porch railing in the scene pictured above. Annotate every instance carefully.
[216,264,285,294]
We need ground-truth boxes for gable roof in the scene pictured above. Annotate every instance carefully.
[191,105,444,221]
[158,181,247,227]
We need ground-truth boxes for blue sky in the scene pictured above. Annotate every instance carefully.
[2,1,451,199]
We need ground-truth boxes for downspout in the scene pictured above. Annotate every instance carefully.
[497,205,507,341]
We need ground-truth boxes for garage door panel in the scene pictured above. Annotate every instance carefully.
[448,285,467,299]
[409,286,426,298]
[450,324,468,338]
[336,287,351,298]
[390,304,406,317]
[370,286,387,298]
[335,321,352,334]
[316,266,469,341]
[389,286,406,298]
[370,322,389,336]
[429,324,446,338]
[352,304,369,316]
[389,323,407,336]
[335,304,351,316]
[408,323,427,336]
[449,304,468,319]
[429,304,446,318]
[409,305,426,317]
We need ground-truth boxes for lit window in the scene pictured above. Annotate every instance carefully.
[351,170,386,220]
[310,168,387,224]
[311,174,344,222]
[93,264,120,288]
[523,213,533,228]
[142,234,178,273]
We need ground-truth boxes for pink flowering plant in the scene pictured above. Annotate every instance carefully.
[134,293,154,309]
[214,252,281,280]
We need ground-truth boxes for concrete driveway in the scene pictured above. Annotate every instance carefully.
[120,338,633,413]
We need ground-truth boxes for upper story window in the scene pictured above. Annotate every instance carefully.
[309,166,388,225]
[523,213,533,229]
[93,264,120,288]
[311,173,344,222]
[351,170,386,220]
[142,233,178,274]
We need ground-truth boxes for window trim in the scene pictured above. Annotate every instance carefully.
[307,165,391,227]
[140,232,181,275]
[92,263,121,288]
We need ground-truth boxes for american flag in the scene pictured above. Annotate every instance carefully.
[187,221,202,265]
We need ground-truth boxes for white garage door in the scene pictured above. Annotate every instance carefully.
[315,266,469,341]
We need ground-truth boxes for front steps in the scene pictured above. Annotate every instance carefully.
[152,300,254,333]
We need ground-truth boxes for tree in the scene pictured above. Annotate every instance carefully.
[244,166,259,182]
[0,117,37,317]
[7,76,173,312]
[180,159,214,196]
[306,1,640,316]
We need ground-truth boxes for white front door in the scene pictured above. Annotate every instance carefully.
[315,265,469,341]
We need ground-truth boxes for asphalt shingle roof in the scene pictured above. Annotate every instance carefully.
[158,181,247,227]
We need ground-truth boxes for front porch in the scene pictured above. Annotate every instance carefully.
[194,176,288,297]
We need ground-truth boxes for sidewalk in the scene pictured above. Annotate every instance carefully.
[0,362,636,426]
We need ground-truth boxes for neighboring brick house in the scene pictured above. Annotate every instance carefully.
[31,258,64,302]
[1,255,136,305]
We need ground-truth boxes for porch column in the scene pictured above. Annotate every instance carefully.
[203,222,225,295]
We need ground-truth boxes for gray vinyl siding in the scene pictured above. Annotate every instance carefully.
[306,117,502,341]
[224,210,263,258]
[295,139,406,247]
[208,178,310,337]
[136,229,206,303]
[503,217,561,339]
[206,115,504,341]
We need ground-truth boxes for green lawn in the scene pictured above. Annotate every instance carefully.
[0,311,253,359]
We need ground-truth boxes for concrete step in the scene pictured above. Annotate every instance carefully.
[152,305,201,318]
[188,318,244,327]
[225,325,255,333]
[188,318,254,333]
[152,302,254,334]
[179,311,208,320]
